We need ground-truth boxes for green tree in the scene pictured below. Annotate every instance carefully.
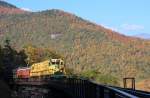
[0,45,3,75]
[1,39,27,82]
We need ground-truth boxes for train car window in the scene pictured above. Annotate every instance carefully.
[56,61,60,65]
[52,62,55,65]
[61,62,63,65]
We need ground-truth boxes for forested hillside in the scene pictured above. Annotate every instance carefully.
[0,1,150,87]
[0,1,25,14]
[0,1,17,8]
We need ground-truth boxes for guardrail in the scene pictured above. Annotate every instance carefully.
[111,86,150,98]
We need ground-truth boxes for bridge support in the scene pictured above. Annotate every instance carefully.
[123,77,135,90]
[99,85,104,98]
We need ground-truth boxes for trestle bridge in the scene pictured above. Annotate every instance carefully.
[10,76,150,98]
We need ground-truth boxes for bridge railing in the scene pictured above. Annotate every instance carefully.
[61,77,139,98]
[13,75,149,98]
[111,86,150,98]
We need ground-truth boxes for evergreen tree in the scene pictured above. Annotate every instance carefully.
[1,39,27,82]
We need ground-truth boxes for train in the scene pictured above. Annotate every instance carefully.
[15,59,66,78]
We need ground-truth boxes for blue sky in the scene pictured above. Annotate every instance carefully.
[6,0,150,37]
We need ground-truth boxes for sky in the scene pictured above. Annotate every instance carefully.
[5,0,150,38]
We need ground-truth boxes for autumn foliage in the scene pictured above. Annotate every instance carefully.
[0,1,150,87]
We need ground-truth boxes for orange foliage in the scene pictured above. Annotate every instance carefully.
[0,7,26,14]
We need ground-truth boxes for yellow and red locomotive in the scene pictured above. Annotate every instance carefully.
[15,59,65,78]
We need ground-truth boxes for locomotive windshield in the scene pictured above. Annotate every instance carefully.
[51,62,55,65]
[51,59,62,65]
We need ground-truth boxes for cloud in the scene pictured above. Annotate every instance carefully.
[120,24,144,31]
[107,26,119,32]
[21,8,32,11]
[101,24,119,32]
[134,33,150,39]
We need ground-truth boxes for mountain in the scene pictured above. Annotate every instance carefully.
[0,1,150,87]
[0,0,17,8]
[0,1,25,14]
[134,33,150,40]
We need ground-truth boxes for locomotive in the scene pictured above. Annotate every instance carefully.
[15,59,66,78]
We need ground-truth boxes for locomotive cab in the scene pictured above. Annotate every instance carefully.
[50,59,64,67]
[50,59,65,74]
